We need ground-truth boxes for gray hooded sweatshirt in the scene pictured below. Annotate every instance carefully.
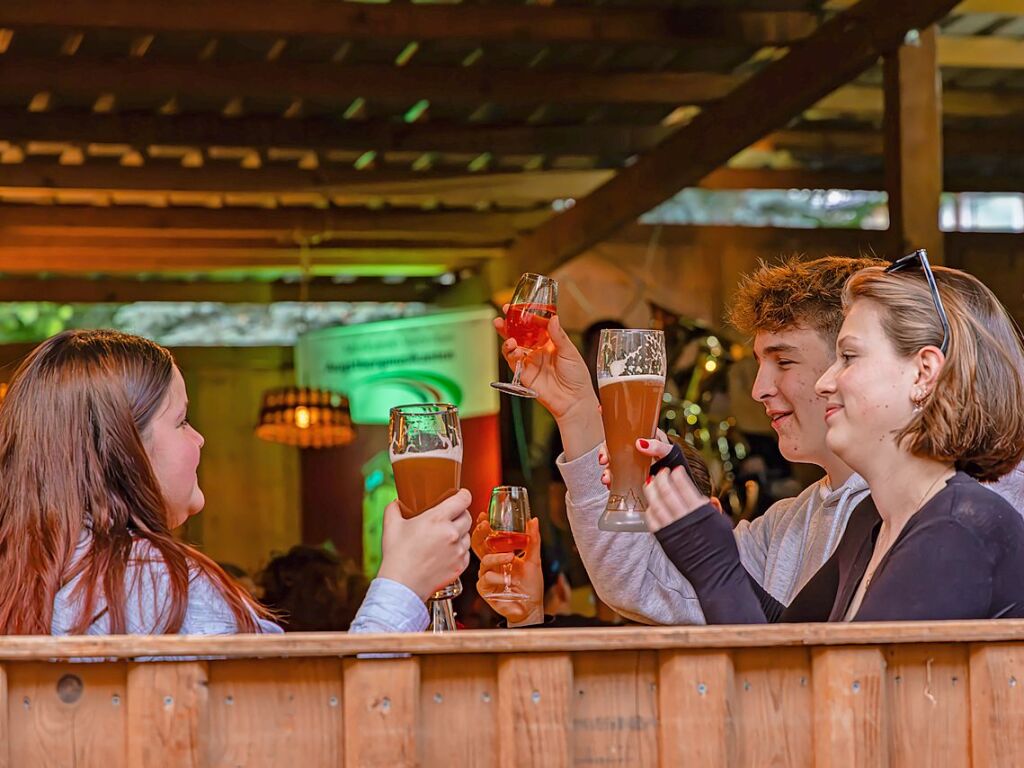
[557,445,870,625]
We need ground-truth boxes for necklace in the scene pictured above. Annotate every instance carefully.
[862,468,953,589]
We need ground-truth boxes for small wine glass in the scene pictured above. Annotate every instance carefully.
[491,273,558,398]
[484,486,532,602]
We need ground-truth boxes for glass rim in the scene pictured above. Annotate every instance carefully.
[517,272,556,283]
[598,328,665,337]
[490,484,529,494]
[389,402,458,416]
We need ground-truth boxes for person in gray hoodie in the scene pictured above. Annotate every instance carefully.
[493,256,1024,626]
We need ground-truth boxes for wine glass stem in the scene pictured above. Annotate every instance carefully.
[510,358,525,388]
[503,562,513,593]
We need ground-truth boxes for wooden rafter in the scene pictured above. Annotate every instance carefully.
[0,112,671,158]
[0,162,612,207]
[503,0,962,276]
[0,57,741,108]
[0,2,818,45]
[0,275,441,303]
[0,203,549,241]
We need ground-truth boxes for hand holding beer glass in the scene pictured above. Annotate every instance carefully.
[483,486,532,602]
[491,273,558,399]
[597,329,667,532]
[388,403,465,630]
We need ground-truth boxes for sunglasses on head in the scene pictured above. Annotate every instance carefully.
[884,248,950,355]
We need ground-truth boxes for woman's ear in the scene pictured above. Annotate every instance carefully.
[914,345,946,396]
[709,497,724,515]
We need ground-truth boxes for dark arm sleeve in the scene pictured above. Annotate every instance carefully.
[853,518,993,622]
[654,505,768,624]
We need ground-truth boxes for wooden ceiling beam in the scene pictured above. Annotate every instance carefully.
[0,2,818,45]
[0,243,498,274]
[0,203,549,240]
[0,275,441,303]
[0,112,670,158]
[815,83,1024,118]
[768,125,1024,157]
[503,0,962,277]
[0,162,612,207]
[0,56,741,107]
[703,167,1024,193]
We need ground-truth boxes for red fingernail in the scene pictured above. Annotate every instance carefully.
[639,439,649,449]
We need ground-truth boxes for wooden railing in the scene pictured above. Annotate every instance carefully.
[1,621,1023,767]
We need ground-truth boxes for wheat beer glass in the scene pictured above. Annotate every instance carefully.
[491,272,558,398]
[597,329,666,532]
[388,404,464,624]
[484,486,532,602]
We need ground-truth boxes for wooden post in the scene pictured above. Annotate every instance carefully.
[884,25,945,263]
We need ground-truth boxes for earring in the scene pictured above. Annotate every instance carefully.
[912,387,926,412]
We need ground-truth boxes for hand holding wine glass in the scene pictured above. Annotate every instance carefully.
[491,273,558,399]
[481,486,532,602]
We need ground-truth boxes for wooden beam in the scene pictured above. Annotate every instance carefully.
[0,275,440,303]
[884,26,945,261]
[0,203,549,241]
[0,161,613,206]
[0,111,670,158]
[818,83,1024,118]
[0,242,498,274]
[769,126,1024,158]
[503,0,961,277]
[939,34,1024,70]
[0,2,818,45]
[0,56,741,107]
[702,167,1024,194]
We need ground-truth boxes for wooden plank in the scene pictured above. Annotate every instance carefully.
[0,111,668,159]
[0,2,818,44]
[940,34,1024,70]
[0,203,549,240]
[732,648,813,767]
[8,621,1024,660]
[886,644,970,768]
[969,643,1024,767]
[420,654,497,766]
[572,651,658,768]
[817,83,1024,118]
[771,125,1024,159]
[883,25,944,261]
[0,162,611,205]
[504,0,961,277]
[6,661,128,768]
[0,664,8,768]
[342,656,419,768]
[657,650,735,767]
[812,647,889,768]
[497,653,573,768]
[207,658,342,767]
[126,662,208,768]
[0,275,442,304]
[0,56,741,107]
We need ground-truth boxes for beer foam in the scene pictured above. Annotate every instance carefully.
[389,445,464,462]
[598,373,666,388]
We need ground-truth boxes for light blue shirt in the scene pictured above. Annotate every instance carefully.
[52,533,428,636]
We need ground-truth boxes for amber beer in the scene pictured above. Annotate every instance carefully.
[599,374,665,512]
[391,448,463,519]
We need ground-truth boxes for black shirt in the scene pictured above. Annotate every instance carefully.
[654,472,1024,623]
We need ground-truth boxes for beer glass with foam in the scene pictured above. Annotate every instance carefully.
[388,403,464,621]
[596,329,666,532]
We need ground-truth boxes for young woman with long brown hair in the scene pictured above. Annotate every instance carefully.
[0,330,472,635]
